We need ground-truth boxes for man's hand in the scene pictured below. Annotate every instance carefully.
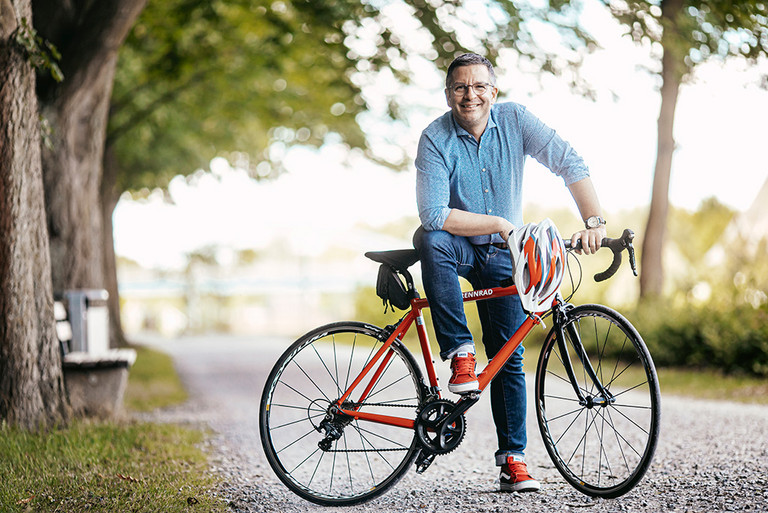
[570,226,607,255]
[499,219,516,242]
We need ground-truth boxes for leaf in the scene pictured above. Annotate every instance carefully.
[16,495,34,505]
[116,473,141,483]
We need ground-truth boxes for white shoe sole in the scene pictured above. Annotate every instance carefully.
[448,381,479,394]
[500,480,541,493]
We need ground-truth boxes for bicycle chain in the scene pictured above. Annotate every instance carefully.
[324,447,409,453]
[351,402,420,409]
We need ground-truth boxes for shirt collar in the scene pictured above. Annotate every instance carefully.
[451,105,498,139]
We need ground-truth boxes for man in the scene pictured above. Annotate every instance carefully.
[414,53,607,492]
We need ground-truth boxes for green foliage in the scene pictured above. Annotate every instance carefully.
[605,0,768,74]
[668,197,734,266]
[110,0,598,194]
[0,421,225,512]
[632,300,768,377]
[13,18,63,82]
[626,196,768,377]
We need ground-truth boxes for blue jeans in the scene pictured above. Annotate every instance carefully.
[414,228,528,463]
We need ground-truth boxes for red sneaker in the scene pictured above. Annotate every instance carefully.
[448,352,479,394]
[500,455,541,492]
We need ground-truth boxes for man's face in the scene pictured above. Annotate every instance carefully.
[445,64,498,137]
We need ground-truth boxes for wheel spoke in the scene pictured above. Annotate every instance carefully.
[536,306,660,498]
[272,412,325,431]
[291,359,332,404]
[260,323,423,505]
[276,427,318,455]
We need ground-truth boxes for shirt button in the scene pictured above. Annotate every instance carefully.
[482,168,486,172]
[487,209,492,213]
[484,189,489,193]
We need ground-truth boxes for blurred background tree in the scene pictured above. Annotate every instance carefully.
[601,0,768,298]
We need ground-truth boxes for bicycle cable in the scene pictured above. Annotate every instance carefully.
[563,248,583,303]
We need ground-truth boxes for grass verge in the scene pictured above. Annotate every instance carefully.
[0,344,227,513]
[657,367,768,405]
[522,340,768,404]
[0,421,227,512]
[124,345,188,412]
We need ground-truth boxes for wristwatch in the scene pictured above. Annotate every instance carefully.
[584,216,606,229]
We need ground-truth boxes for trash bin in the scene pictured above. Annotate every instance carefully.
[62,289,110,354]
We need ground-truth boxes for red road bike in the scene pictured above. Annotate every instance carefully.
[260,229,660,505]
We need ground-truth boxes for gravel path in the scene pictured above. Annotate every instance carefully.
[136,334,768,512]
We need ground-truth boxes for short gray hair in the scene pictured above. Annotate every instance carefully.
[445,53,496,88]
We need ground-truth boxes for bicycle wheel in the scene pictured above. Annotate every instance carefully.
[260,321,425,505]
[535,304,661,498]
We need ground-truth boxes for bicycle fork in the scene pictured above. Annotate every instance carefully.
[553,304,615,408]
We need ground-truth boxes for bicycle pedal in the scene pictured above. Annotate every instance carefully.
[415,452,436,474]
[459,390,480,399]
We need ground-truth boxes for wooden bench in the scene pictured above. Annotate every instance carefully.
[56,293,136,419]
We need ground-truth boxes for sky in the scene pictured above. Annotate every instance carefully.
[113,4,768,270]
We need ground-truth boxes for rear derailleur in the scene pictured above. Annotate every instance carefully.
[314,400,354,451]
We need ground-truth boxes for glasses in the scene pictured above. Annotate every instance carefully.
[449,82,494,96]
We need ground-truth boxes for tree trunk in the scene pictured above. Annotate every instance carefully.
[101,144,126,347]
[34,0,146,344]
[640,0,685,299]
[0,0,69,428]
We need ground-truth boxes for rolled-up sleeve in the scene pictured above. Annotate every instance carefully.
[520,108,589,186]
[416,132,451,231]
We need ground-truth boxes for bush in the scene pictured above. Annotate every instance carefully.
[631,301,768,377]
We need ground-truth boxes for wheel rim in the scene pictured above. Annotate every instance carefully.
[261,324,423,504]
[536,308,660,496]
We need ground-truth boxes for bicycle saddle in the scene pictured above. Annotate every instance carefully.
[364,249,419,272]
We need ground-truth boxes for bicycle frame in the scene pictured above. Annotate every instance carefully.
[261,230,656,504]
[333,283,541,429]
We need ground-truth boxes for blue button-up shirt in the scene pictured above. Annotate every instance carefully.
[416,102,590,245]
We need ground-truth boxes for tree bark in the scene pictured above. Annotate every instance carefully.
[0,0,69,428]
[34,0,146,345]
[101,144,126,347]
[640,0,685,299]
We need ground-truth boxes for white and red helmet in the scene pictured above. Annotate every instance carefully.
[508,219,566,313]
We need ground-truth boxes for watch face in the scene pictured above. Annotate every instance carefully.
[586,216,603,228]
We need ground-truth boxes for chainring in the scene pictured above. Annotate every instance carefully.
[414,399,466,455]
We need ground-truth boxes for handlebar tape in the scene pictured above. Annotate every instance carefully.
[564,229,637,282]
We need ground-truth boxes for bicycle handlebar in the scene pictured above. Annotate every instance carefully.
[565,228,638,282]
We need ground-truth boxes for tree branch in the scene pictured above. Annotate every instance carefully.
[35,0,147,100]
[106,68,208,145]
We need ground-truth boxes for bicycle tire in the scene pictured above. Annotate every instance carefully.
[260,321,425,505]
[535,304,661,498]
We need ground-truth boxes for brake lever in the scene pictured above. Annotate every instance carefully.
[627,242,638,277]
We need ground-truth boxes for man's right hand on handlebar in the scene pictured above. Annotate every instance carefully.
[570,225,607,255]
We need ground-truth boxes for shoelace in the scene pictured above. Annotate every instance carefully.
[505,461,533,480]
[452,356,476,378]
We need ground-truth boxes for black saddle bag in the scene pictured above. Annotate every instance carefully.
[375,264,411,312]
